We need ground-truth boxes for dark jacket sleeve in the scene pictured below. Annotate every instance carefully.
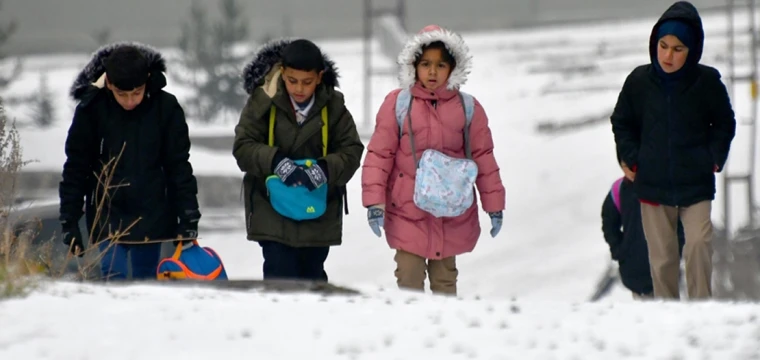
[706,69,737,172]
[59,104,97,223]
[601,192,624,260]
[233,96,278,178]
[610,71,640,168]
[162,97,200,222]
[321,105,365,186]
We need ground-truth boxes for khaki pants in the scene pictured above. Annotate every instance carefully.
[393,250,458,295]
[640,200,713,300]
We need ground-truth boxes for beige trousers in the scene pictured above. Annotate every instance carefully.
[640,200,713,300]
[393,250,458,295]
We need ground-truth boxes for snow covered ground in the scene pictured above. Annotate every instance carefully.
[2,282,760,359]
[3,8,760,359]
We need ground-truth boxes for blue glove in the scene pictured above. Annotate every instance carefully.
[301,163,327,191]
[488,211,503,238]
[368,206,385,237]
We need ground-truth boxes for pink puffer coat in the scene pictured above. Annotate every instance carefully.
[362,48,505,260]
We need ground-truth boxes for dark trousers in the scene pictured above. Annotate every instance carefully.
[99,241,163,280]
[258,240,330,282]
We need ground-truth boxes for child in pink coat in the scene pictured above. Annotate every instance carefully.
[361,25,506,296]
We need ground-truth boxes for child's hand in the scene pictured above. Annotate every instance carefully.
[301,163,327,191]
[273,155,301,186]
[367,205,385,237]
[620,161,636,182]
[488,211,503,238]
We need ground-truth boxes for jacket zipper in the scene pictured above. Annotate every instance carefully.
[667,94,677,205]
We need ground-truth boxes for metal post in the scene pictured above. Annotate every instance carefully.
[396,0,406,75]
[725,0,735,239]
[715,0,737,298]
[728,0,736,101]
[363,0,372,132]
[397,0,406,31]
[748,0,758,227]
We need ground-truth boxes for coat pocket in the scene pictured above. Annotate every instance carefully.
[387,173,427,220]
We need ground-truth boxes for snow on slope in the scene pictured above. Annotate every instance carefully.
[3,9,758,302]
[200,11,760,301]
[1,282,759,359]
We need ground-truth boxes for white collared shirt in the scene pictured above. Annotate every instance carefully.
[290,95,315,125]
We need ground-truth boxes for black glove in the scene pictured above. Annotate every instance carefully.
[61,219,84,257]
[175,209,200,246]
[299,161,328,191]
[272,152,302,187]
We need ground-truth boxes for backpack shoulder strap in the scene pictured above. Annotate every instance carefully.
[459,91,475,125]
[610,177,624,212]
[321,106,328,157]
[395,88,412,139]
[268,105,276,147]
[458,91,476,159]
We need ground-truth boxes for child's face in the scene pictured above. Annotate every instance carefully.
[657,35,689,73]
[106,78,147,111]
[415,48,452,91]
[282,67,323,103]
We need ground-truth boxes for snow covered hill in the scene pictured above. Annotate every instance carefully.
[1,282,759,359]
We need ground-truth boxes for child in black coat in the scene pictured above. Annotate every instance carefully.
[602,177,686,299]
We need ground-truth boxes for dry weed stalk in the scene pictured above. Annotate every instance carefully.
[0,97,39,297]
[1,96,192,293]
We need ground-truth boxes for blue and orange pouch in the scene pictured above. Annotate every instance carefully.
[156,240,228,280]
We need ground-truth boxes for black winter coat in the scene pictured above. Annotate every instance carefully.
[602,178,685,295]
[59,43,200,243]
[610,1,736,207]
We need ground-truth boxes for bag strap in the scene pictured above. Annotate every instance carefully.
[395,88,412,133]
[405,95,419,167]
[268,105,328,157]
[398,90,475,168]
[268,105,276,147]
[171,239,200,260]
[320,107,328,157]
[457,92,474,159]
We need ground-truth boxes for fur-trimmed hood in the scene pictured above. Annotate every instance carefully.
[397,24,472,90]
[242,38,340,96]
[69,41,167,101]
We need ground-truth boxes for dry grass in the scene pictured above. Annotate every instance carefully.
[0,96,39,297]
[0,97,135,297]
[0,95,192,298]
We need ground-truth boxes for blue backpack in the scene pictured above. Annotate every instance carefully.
[264,105,329,221]
[157,241,228,281]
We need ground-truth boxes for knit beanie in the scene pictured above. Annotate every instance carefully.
[657,20,694,49]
